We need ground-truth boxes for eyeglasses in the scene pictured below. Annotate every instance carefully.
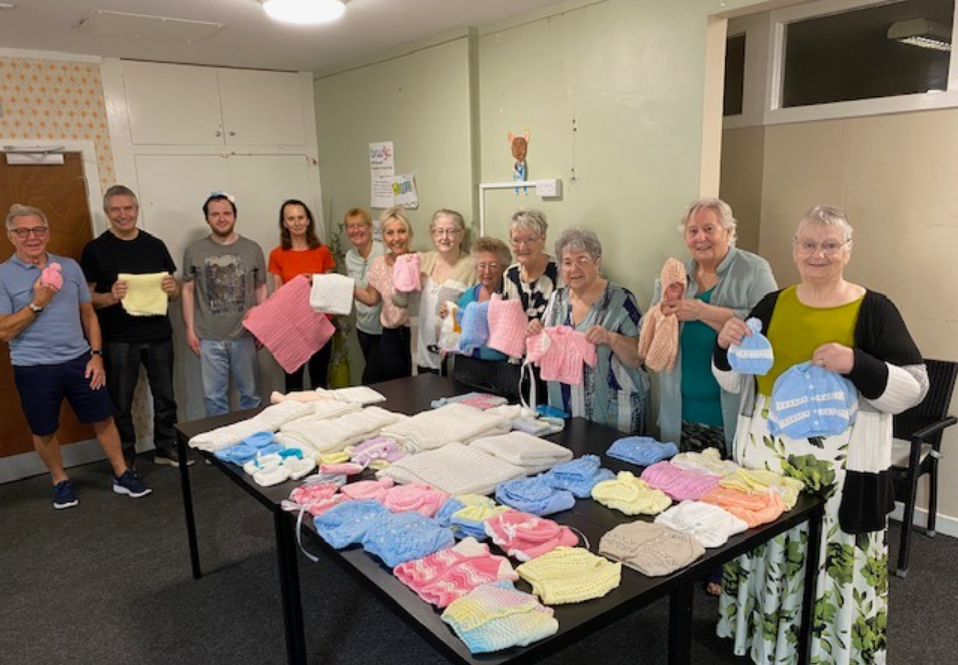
[476,262,500,272]
[510,236,541,248]
[561,256,595,270]
[794,239,848,256]
[432,227,462,237]
[11,226,48,240]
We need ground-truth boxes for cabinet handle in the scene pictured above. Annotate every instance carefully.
[215,130,222,137]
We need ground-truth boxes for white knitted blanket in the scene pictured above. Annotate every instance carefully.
[327,386,387,405]
[309,273,355,316]
[377,442,526,496]
[188,401,313,452]
[380,403,512,454]
[274,406,406,457]
[469,432,573,475]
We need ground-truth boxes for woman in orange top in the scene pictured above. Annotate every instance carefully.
[268,199,335,391]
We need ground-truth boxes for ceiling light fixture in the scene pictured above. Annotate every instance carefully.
[261,0,346,25]
[888,18,952,52]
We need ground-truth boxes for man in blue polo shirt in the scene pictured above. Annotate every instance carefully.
[0,204,151,509]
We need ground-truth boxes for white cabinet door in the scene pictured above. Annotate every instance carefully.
[218,69,306,146]
[122,61,224,145]
[227,154,317,247]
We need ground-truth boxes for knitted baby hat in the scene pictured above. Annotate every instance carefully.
[381,483,450,518]
[654,500,749,548]
[435,494,496,528]
[392,252,422,293]
[640,461,721,501]
[486,295,528,358]
[637,258,686,373]
[361,511,456,568]
[516,546,622,605]
[607,436,679,467]
[599,521,705,577]
[728,318,774,375]
[699,487,786,528]
[450,503,511,541]
[314,500,387,549]
[495,476,576,516]
[458,300,491,354]
[539,455,616,498]
[591,471,672,516]
[767,362,858,439]
[484,509,579,562]
[339,477,395,502]
[40,262,63,290]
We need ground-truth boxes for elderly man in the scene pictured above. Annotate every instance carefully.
[81,185,190,468]
[0,204,151,509]
[181,192,267,416]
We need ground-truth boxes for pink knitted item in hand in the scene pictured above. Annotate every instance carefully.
[484,509,579,562]
[394,537,518,608]
[392,253,422,293]
[243,275,335,374]
[526,326,597,385]
[382,483,450,517]
[486,295,527,358]
[41,262,63,291]
[637,258,685,373]
[640,461,720,501]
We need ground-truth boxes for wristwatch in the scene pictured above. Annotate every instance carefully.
[90,349,103,356]
[28,302,43,315]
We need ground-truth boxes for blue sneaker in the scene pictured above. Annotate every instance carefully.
[53,480,79,509]
[112,470,153,498]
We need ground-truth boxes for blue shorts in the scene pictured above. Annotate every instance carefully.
[13,353,115,437]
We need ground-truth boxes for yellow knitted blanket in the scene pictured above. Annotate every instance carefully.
[118,272,169,316]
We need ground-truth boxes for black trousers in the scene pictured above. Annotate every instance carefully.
[103,339,178,452]
[357,329,385,385]
[285,341,332,392]
[380,326,411,381]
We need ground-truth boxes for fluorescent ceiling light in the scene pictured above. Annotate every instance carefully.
[888,18,952,52]
[261,0,346,25]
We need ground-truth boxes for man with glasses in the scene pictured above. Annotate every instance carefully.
[81,185,188,468]
[0,204,151,509]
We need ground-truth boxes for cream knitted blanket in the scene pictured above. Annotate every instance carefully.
[377,442,526,496]
[274,406,405,457]
[381,403,512,454]
[118,272,169,316]
[469,432,573,474]
[188,401,313,452]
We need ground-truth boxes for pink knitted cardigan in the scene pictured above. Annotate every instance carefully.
[526,326,597,385]
[486,295,527,358]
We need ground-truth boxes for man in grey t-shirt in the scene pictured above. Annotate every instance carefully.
[181,193,267,416]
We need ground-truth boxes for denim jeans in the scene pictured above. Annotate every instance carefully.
[103,339,178,451]
[199,337,261,416]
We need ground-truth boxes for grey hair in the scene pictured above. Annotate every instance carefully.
[510,209,548,238]
[103,184,139,211]
[470,236,512,268]
[796,204,854,246]
[6,203,48,230]
[555,227,602,262]
[380,206,413,238]
[678,197,738,245]
[431,208,469,250]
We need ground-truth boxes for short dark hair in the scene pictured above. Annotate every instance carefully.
[203,193,237,218]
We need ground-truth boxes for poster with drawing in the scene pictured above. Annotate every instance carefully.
[387,173,419,209]
[369,141,395,209]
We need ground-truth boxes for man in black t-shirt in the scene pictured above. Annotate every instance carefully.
[81,185,191,468]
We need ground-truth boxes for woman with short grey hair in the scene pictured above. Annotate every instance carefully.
[529,227,649,433]
[499,208,558,322]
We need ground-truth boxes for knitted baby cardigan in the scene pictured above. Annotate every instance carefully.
[699,487,786,528]
[599,521,705,577]
[654,500,749,548]
[516,546,622,605]
[361,511,456,568]
[486,295,528,358]
[719,468,805,510]
[640,461,720,501]
[591,471,672,516]
[669,447,741,477]
[607,436,679,467]
[636,258,685,372]
[495,476,576,516]
[539,454,616,498]
[314,500,388,549]
[525,326,597,385]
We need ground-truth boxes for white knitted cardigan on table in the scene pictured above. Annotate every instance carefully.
[188,401,313,452]
[380,403,512,454]
[377,442,526,496]
[274,406,406,457]
[469,432,573,475]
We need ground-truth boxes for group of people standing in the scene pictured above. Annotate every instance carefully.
[0,188,927,665]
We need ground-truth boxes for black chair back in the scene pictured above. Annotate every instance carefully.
[893,359,958,447]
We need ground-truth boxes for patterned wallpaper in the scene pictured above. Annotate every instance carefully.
[0,56,115,190]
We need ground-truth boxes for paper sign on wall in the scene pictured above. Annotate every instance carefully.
[369,141,395,209]
[387,173,419,209]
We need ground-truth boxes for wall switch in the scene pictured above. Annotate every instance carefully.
[535,178,561,198]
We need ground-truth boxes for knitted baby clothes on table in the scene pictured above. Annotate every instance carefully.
[669,447,741,477]
[339,477,395,502]
[607,436,679,467]
[269,390,335,404]
[282,482,343,516]
[640,461,720,501]
[516,546,622,605]
[525,326,597,385]
[484,509,579,562]
[325,386,388,405]
[379,403,512,454]
[377,442,526,497]
[441,580,558,654]
[188,401,313,452]
[40,262,63,290]
[346,437,406,466]
[381,483,450,518]
[391,252,421,293]
[486,295,528,358]
[314,500,388,549]
[654,500,749,548]
[495,476,575,516]
[599,521,705,577]
[450,504,511,541]
[458,300,491,354]
[361,511,456,568]
[394,538,518,608]
[727,317,774,375]
[118,272,169,316]
[469,432,574,475]
[637,258,686,373]
[539,454,616,498]
[719,468,805,510]
[309,273,355,316]
[767,362,858,439]
[435,494,496,528]
[431,392,509,411]
[275,406,405,458]
[699,487,786,528]
[591,471,672,516]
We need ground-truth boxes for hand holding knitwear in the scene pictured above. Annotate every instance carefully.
[591,471,672,516]
[653,500,749,548]
[486,295,528,358]
[539,454,616,498]
[309,273,355,315]
[728,317,774,375]
[484,509,579,562]
[40,261,63,290]
[599,521,705,577]
[458,301,491,354]
[767,362,858,438]
[516,546,622,605]
[640,461,721,501]
[495,476,576,516]
[361,511,456,568]
[117,272,170,316]
[637,258,686,373]
[525,326,597,385]
[391,252,421,293]
[607,436,679,466]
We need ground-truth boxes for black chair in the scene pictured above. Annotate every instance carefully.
[891,358,958,578]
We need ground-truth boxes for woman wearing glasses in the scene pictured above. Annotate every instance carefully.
[499,209,559,322]
[529,227,649,433]
[654,198,777,459]
[713,205,926,665]
[414,209,476,375]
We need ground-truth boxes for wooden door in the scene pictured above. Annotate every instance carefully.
[0,153,95,457]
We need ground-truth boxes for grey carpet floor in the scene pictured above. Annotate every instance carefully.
[2,459,956,665]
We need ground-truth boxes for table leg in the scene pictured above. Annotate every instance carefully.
[176,433,202,580]
[668,576,694,665]
[274,509,307,665]
[798,505,824,665]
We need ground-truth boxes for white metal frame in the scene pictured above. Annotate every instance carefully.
[477,180,558,235]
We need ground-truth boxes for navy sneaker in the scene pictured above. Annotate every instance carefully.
[112,470,153,498]
[53,480,79,510]
[154,446,194,468]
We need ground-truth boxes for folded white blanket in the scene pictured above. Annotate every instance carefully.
[188,401,313,452]
[274,406,406,457]
[326,386,387,406]
[310,273,355,315]
[469,432,573,475]
[380,403,512,454]
[270,390,336,404]
[377,442,526,496]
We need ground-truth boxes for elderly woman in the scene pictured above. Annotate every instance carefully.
[343,207,384,384]
[713,205,927,665]
[448,237,512,361]
[354,207,414,381]
[655,198,777,457]
[415,209,476,375]
[499,209,559,321]
[529,228,650,433]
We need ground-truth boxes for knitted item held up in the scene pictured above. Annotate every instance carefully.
[637,258,685,373]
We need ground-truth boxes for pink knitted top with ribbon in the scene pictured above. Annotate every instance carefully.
[243,275,335,374]
[381,483,450,518]
[392,253,422,293]
[525,326,597,385]
[486,295,527,358]
[286,483,351,517]
[640,461,720,501]
[484,509,579,562]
